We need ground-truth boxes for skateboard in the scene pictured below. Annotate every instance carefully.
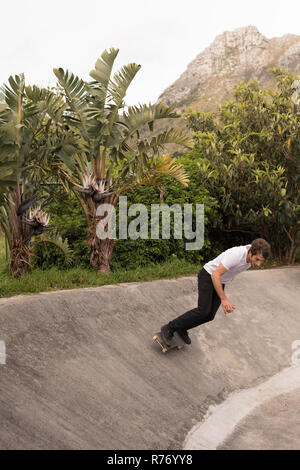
[152,331,185,353]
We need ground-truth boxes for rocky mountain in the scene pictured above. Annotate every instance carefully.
[158,25,300,113]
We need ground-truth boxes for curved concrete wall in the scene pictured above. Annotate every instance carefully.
[0,267,299,449]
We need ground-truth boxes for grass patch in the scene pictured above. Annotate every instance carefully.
[0,252,199,298]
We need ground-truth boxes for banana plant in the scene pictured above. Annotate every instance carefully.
[0,75,77,276]
[53,48,192,273]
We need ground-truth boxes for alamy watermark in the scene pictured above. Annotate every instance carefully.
[0,341,6,365]
[96,196,205,251]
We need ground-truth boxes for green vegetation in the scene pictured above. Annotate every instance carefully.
[0,245,199,298]
[0,74,81,277]
[0,50,192,278]
[50,50,192,274]
[0,63,299,298]
[185,69,300,263]
[31,152,219,271]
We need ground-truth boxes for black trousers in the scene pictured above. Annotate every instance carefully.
[168,268,225,332]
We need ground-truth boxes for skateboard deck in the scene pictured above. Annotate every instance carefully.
[152,331,185,353]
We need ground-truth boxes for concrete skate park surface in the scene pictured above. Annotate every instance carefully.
[0,267,299,450]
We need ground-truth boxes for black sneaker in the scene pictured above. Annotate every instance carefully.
[176,328,191,345]
[161,324,174,346]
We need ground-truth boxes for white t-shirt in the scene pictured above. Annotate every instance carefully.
[203,245,251,284]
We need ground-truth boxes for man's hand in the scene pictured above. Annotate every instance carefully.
[211,264,236,315]
[222,298,235,314]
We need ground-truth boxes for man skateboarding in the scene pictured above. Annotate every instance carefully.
[161,238,271,346]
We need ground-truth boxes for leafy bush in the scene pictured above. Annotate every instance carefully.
[185,69,300,263]
[110,152,220,268]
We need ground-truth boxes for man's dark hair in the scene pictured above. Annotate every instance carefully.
[250,238,271,259]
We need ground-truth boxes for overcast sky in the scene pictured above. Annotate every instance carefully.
[1,0,300,106]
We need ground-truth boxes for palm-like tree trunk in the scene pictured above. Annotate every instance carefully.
[84,199,117,274]
[3,187,34,277]
[88,237,116,273]
[10,237,34,277]
[2,184,57,277]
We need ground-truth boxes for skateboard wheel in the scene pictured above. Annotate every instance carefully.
[153,335,158,341]
[162,348,168,353]
[177,345,183,350]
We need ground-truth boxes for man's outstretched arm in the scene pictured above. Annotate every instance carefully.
[211,263,235,314]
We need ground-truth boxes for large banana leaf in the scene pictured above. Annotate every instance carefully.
[0,106,18,203]
[0,161,18,204]
[120,103,179,139]
[140,154,190,187]
[53,68,90,142]
[137,129,193,155]
[25,85,68,122]
[1,74,25,115]
[115,153,189,194]
[107,63,141,131]
[89,48,119,103]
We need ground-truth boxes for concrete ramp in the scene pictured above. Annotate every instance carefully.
[0,267,299,449]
